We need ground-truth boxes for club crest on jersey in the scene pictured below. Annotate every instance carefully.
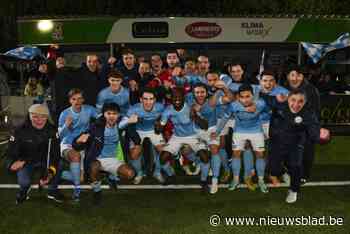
[294,116,303,124]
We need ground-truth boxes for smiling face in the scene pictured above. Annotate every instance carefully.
[206,73,219,88]
[138,62,150,76]
[287,70,304,89]
[86,55,98,72]
[108,77,123,92]
[30,113,48,129]
[172,90,185,110]
[141,92,156,112]
[184,60,196,74]
[166,53,179,68]
[239,90,254,107]
[69,93,84,111]
[193,86,207,105]
[123,53,136,69]
[104,110,119,127]
[151,55,163,72]
[288,93,306,113]
[56,57,65,69]
[197,56,210,75]
[230,65,244,82]
[260,75,276,93]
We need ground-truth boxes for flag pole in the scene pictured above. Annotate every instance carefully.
[298,42,302,65]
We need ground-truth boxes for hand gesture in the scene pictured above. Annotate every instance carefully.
[65,115,73,128]
[214,80,226,89]
[128,114,138,124]
[10,160,25,171]
[77,133,90,144]
[245,104,256,113]
[108,56,117,65]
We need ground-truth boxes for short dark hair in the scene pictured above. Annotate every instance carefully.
[288,65,306,75]
[108,70,124,80]
[102,102,120,114]
[68,88,84,99]
[288,89,307,100]
[141,88,156,98]
[197,54,209,60]
[166,49,179,57]
[206,70,219,77]
[171,87,185,97]
[193,83,208,93]
[230,62,245,71]
[121,48,135,56]
[238,84,253,95]
[151,53,162,58]
[261,70,275,78]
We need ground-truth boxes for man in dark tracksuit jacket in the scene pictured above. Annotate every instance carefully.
[6,104,64,204]
[262,90,328,203]
[72,103,135,204]
[286,67,321,182]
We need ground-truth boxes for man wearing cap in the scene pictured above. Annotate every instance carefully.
[6,104,64,204]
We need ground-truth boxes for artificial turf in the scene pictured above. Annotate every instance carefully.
[0,136,349,234]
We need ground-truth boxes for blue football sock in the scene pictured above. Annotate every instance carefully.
[231,158,241,177]
[152,147,161,177]
[211,154,221,179]
[70,162,81,194]
[219,149,230,172]
[243,150,254,178]
[130,157,143,177]
[200,162,210,182]
[256,158,266,178]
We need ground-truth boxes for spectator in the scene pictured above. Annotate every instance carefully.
[24,76,44,97]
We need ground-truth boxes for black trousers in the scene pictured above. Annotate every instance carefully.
[302,140,315,180]
[270,139,304,192]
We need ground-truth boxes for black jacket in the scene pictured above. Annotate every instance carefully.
[262,95,320,146]
[286,80,321,119]
[6,118,60,177]
[76,64,101,106]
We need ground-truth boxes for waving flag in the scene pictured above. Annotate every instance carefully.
[301,33,350,64]
[3,46,43,61]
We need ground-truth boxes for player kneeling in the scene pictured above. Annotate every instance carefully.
[73,103,134,204]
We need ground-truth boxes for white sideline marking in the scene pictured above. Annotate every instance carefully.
[0,140,9,145]
[0,181,349,190]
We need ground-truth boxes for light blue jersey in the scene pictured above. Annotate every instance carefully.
[58,105,98,145]
[100,125,120,159]
[186,94,218,128]
[217,99,266,134]
[127,103,165,132]
[96,87,130,116]
[259,85,289,124]
[161,103,197,137]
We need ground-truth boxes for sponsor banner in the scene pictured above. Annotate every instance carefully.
[17,17,350,45]
[106,18,297,43]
